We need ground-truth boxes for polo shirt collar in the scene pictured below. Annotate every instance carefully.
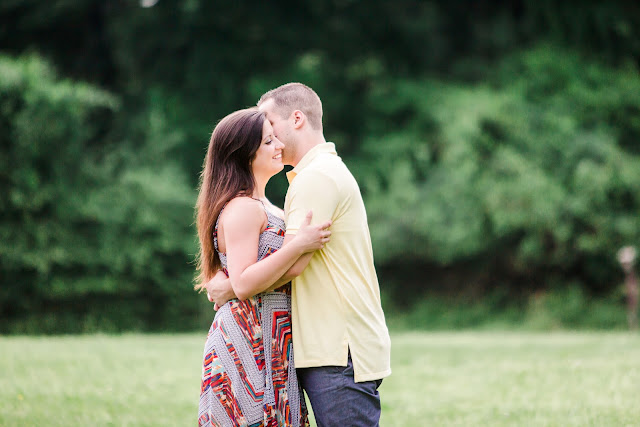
[286,142,337,183]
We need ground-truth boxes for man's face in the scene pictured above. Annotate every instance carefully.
[259,99,295,166]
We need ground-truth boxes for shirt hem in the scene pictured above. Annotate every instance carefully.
[354,368,392,383]
[295,360,391,384]
[294,359,347,369]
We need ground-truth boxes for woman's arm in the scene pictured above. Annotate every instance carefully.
[222,198,330,301]
[205,252,313,309]
[264,251,313,290]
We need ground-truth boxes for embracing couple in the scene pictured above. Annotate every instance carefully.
[195,83,391,427]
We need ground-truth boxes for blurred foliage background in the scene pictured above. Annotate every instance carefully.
[1,0,639,333]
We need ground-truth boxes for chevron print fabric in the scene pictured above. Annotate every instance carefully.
[198,204,308,427]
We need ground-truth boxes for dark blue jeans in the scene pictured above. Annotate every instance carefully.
[297,354,382,427]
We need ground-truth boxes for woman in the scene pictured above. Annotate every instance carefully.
[195,108,331,427]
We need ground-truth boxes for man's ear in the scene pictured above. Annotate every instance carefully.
[292,110,305,129]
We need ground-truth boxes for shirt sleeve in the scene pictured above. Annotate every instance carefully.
[285,169,341,235]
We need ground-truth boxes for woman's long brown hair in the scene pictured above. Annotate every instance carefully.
[195,109,265,290]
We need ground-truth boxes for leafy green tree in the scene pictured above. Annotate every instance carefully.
[0,54,200,333]
[357,47,640,299]
[1,1,640,330]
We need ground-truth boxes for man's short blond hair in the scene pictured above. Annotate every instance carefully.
[258,83,323,130]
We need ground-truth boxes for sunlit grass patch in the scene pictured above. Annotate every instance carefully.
[1,331,638,426]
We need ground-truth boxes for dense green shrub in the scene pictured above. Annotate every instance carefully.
[1,1,640,332]
[358,47,640,297]
[0,55,201,333]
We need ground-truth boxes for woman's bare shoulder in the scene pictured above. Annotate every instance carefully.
[220,196,266,229]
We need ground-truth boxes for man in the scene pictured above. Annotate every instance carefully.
[210,83,391,426]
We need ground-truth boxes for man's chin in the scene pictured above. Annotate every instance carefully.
[282,158,293,167]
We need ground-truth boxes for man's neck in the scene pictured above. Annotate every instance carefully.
[290,132,327,167]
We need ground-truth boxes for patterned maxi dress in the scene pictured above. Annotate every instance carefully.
[198,204,309,427]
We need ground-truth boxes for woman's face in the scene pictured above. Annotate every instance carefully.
[251,119,284,179]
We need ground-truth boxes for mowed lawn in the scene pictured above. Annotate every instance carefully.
[1,331,639,426]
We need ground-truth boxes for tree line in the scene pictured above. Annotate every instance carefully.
[1,1,639,332]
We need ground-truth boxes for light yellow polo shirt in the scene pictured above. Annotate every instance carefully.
[284,142,391,382]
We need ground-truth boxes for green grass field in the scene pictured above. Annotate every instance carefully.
[1,331,639,426]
